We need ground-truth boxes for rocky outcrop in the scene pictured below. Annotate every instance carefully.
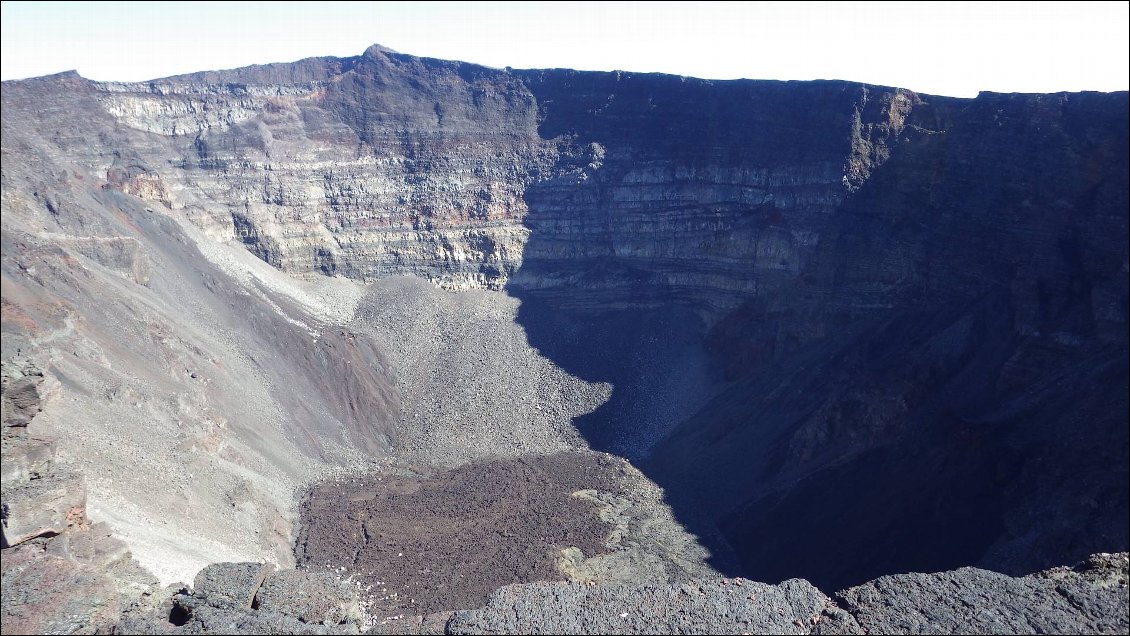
[0,437,53,488]
[255,569,365,628]
[833,552,1129,635]
[0,520,163,634]
[1,468,86,548]
[1,359,57,433]
[1,362,161,635]
[2,541,127,634]
[1,361,58,495]
[439,553,1129,635]
[1,361,77,549]
[447,577,846,635]
[116,562,366,635]
[192,562,274,611]
[5,548,1127,635]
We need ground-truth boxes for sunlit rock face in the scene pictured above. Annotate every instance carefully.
[87,49,555,291]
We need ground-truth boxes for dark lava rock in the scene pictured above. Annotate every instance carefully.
[1,468,86,548]
[427,554,1130,635]
[835,552,1130,635]
[123,602,349,635]
[255,569,364,627]
[364,611,454,635]
[169,604,348,635]
[446,577,848,635]
[297,452,629,616]
[192,562,274,611]
[120,564,366,635]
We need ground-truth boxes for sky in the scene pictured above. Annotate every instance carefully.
[1,1,1127,97]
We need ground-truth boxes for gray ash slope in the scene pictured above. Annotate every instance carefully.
[1,42,1127,633]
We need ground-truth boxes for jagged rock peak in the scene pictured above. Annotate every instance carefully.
[362,43,400,58]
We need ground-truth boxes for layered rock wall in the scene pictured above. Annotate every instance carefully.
[46,46,938,316]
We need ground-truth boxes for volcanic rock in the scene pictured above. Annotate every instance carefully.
[117,563,365,635]
[834,552,1130,635]
[0,468,86,548]
[254,569,364,627]
[0,542,123,635]
[446,578,849,635]
[192,562,274,611]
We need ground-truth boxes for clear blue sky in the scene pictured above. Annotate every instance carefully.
[2,1,1127,97]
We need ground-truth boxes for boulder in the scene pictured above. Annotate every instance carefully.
[0,541,122,634]
[1,469,85,548]
[1,360,57,436]
[835,553,1130,635]
[192,561,274,611]
[0,437,55,487]
[254,569,363,628]
[447,577,848,635]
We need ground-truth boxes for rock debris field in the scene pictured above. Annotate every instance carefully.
[350,277,611,468]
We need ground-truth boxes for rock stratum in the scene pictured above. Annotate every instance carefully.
[1,44,1127,634]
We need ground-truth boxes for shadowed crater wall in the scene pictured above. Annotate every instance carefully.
[510,81,1129,590]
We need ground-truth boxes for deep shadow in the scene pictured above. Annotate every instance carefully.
[168,601,191,627]
[512,298,714,458]
[506,78,1129,591]
[510,294,748,576]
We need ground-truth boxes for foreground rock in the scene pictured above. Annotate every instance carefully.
[834,552,1130,635]
[191,562,273,611]
[116,562,366,635]
[6,546,1128,634]
[0,359,57,432]
[446,578,850,635]
[255,569,366,628]
[1,362,161,634]
[429,554,1128,636]
[1,468,87,548]
[1,541,124,634]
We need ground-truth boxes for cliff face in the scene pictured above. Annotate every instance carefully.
[647,89,1129,588]
[512,71,930,314]
[2,45,1126,591]
[40,45,928,312]
[76,47,556,291]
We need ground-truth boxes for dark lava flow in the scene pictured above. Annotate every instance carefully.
[296,453,628,615]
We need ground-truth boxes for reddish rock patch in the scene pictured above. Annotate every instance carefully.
[296,452,629,615]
